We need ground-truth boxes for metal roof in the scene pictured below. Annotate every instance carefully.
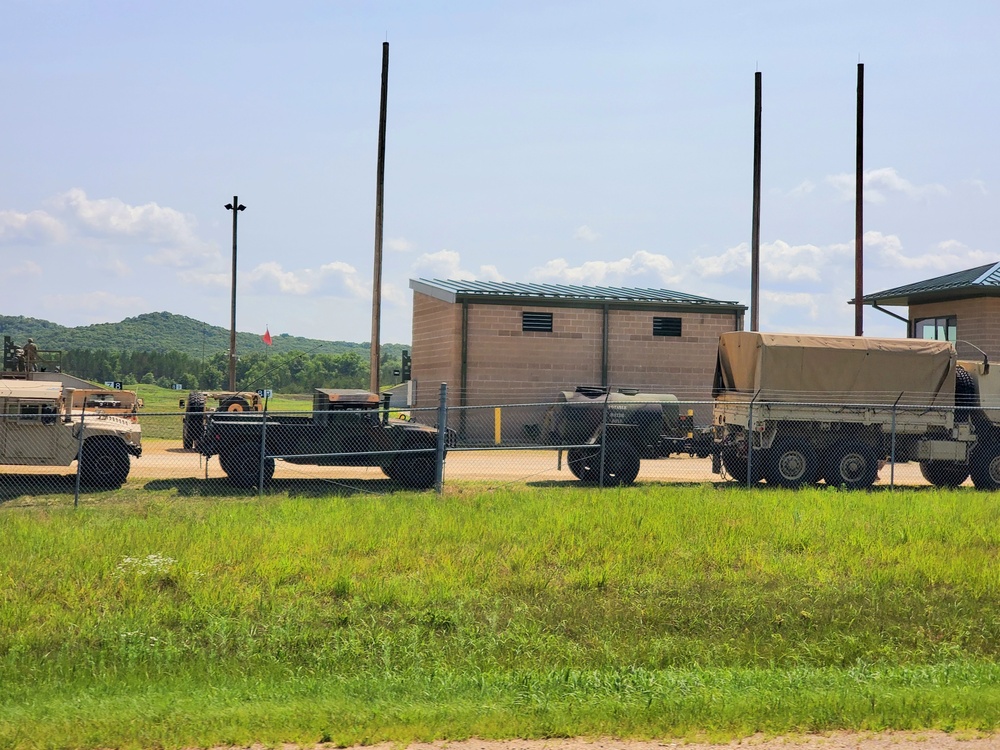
[410,278,744,308]
[863,262,1000,306]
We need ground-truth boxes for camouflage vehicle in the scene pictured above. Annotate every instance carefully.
[712,331,1000,489]
[182,390,263,449]
[198,389,442,488]
[0,380,142,488]
[548,385,712,486]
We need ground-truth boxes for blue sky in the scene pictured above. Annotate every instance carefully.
[2,1,997,344]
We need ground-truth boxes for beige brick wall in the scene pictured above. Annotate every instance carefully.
[411,293,741,432]
[909,298,1000,361]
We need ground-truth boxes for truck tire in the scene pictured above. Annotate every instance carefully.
[386,439,436,489]
[600,441,641,486]
[221,397,251,412]
[183,392,207,449]
[566,447,600,482]
[720,443,762,484]
[970,444,1000,490]
[765,437,820,488]
[223,441,274,488]
[80,438,130,489]
[823,441,878,489]
[919,460,970,488]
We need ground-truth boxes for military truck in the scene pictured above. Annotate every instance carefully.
[68,388,143,422]
[198,388,442,488]
[182,390,264,449]
[548,385,712,486]
[711,331,1000,489]
[0,380,142,488]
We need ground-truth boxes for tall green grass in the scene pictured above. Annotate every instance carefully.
[2,484,1000,748]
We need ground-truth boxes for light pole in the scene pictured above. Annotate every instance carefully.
[225,197,245,391]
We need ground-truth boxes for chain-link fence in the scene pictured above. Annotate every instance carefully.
[3,384,1000,501]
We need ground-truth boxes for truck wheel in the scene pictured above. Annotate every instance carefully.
[765,438,819,488]
[387,441,437,489]
[823,441,878,489]
[223,441,274,488]
[80,439,130,489]
[221,397,251,412]
[601,441,641,486]
[183,392,207,449]
[919,460,970,488]
[720,444,762,484]
[566,447,600,482]
[970,445,1000,490]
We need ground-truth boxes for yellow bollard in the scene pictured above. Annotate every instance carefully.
[494,407,502,445]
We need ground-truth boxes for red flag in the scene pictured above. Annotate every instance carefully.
[261,327,272,346]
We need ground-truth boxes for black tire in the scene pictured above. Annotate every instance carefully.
[720,443,763,485]
[386,440,437,489]
[221,397,251,412]
[183,392,207,450]
[80,439,130,489]
[919,460,970,488]
[823,441,879,489]
[765,437,820,488]
[600,441,641,486]
[566,447,600,482]
[970,444,1000,490]
[222,441,274,488]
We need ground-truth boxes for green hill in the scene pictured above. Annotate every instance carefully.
[0,312,407,359]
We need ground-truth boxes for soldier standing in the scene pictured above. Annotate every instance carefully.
[22,339,38,372]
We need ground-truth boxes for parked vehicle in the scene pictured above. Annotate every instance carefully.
[0,380,142,488]
[548,385,712,486]
[182,390,263,449]
[197,388,443,488]
[711,331,1000,489]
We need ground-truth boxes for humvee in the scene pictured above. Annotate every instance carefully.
[0,380,142,488]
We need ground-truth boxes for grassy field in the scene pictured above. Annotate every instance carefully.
[3,483,1000,749]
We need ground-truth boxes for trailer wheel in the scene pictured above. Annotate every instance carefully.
[919,460,970,488]
[566,447,600,482]
[80,438,130,489]
[823,441,878,489]
[221,397,251,412]
[601,441,641,486]
[386,440,437,489]
[970,444,1000,490]
[183,391,207,449]
[720,444,762,484]
[223,441,274,488]
[765,437,819,488]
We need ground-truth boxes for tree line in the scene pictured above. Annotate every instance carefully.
[61,348,408,392]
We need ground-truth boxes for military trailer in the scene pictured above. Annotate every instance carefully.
[711,331,1000,489]
[548,385,711,486]
[182,390,264,449]
[0,380,142,488]
[198,388,442,488]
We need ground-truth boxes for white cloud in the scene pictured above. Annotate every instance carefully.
[529,250,681,286]
[387,237,414,252]
[761,290,821,319]
[865,231,991,272]
[689,243,749,278]
[0,209,66,245]
[10,260,43,277]
[41,290,146,315]
[787,180,815,198]
[573,225,600,242]
[827,167,947,204]
[968,179,989,196]
[411,249,504,282]
[239,260,370,299]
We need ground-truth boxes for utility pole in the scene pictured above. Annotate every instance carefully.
[370,41,389,394]
[225,197,246,391]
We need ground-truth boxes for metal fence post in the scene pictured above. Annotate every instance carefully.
[598,388,611,488]
[746,391,759,489]
[258,395,269,497]
[435,383,448,493]
[74,409,85,508]
[889,392,902,490]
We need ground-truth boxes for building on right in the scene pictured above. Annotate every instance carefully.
[862,261,1000,359]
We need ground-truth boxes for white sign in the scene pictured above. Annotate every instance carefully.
[256,389,273,398]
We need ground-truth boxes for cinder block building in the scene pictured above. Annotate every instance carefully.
[408,279,745,438]
[863,262,1000,359]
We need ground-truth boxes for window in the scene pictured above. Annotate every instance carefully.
[522,312,553,332]
[913,316,956,343]
[653,317,682,337]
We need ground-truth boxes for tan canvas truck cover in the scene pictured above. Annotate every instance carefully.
[713,331,956,406]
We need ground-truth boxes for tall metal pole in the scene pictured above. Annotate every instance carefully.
[855,63,864,337]
[370,42,389,394]
[750,71,762,332]
[225,197,246,390]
